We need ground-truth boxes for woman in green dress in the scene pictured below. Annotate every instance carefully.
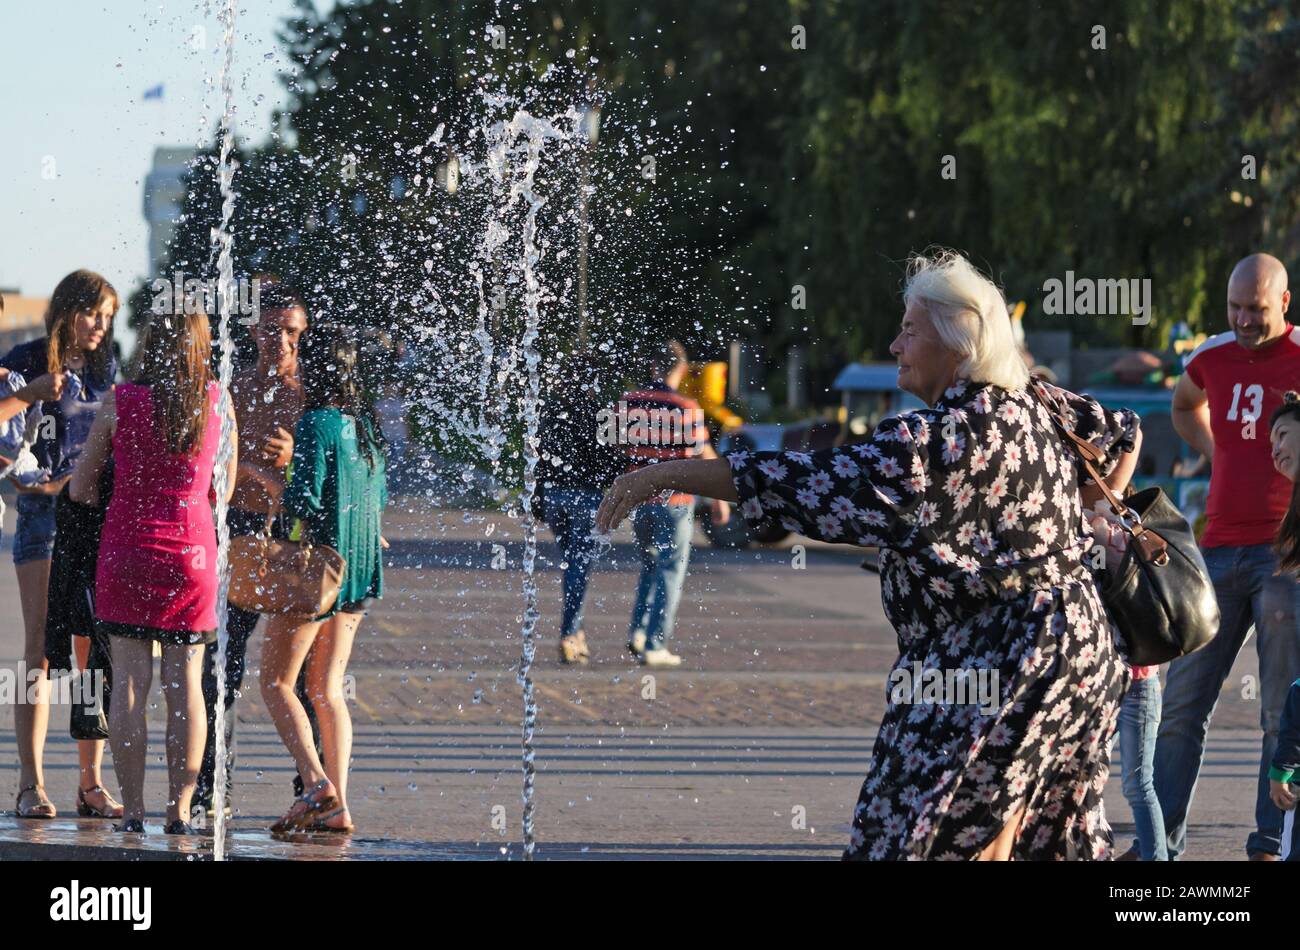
[260,324,388,834]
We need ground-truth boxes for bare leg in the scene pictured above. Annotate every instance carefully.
[73,635,116,812]
[108,636,154,824]
[160,643,206,824]
[975,805,1027,861]
[15,559,52,812]
[305,611,362,816]
[261,615,330,791]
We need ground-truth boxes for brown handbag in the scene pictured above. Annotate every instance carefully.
[227,506,346,618]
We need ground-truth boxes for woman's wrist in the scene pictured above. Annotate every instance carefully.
[642,462,676,496]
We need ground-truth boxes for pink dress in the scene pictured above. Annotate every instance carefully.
[96,382,222,637]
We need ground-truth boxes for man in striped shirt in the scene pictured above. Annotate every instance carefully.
[617,340,730,667]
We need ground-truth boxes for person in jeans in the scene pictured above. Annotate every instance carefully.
[1266,392,1300,860]
[539,355,623,664]
[1158,252,1300,860]
[71,307,237,835]
[618,340,730,668]
[195,283,310,817]
[0,270,120,821]
[1090,494,1167,861]
[1267,678,1300,861]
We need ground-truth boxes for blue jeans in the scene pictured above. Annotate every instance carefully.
[630,503,694,651]
[13,493,56,565]
[543,488,603,637]
[1120,674,1166,860]
[1153,543,1300,858]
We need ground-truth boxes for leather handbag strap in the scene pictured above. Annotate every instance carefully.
[1027,379,1169,566]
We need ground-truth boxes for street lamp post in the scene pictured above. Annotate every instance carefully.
[576,103,600,346]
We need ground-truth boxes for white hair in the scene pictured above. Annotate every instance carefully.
[903,249,1030,392]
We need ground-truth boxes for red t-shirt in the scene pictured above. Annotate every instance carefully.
[1184,325,1300,548]
[619,382,709,506]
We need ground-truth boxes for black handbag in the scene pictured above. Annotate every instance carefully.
[1032,381,1220,665]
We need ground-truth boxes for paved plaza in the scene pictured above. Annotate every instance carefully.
[0,494,1264,859]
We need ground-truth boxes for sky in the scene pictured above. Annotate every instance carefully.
[0,0,323,338]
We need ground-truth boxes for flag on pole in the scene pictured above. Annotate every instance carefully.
[142,84,164,101]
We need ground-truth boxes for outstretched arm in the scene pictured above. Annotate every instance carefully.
[596,458,736,533]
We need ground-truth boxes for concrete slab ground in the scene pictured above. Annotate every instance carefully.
[0,495,1266,860]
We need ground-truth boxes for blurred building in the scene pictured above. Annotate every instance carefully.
[143,146,197,274]
[0,289,48,355]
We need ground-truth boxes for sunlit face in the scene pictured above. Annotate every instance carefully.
[1271,415,1300,482]
[72,296,115,354]
[889,301,963,405]
[256,306,308,372]
[1228,271,1290,350]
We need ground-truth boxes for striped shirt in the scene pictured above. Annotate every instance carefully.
[618,381,709,506]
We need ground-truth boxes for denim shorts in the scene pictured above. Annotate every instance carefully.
[13,494,57,565]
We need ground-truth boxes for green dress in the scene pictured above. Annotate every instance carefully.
[284,408,387,617]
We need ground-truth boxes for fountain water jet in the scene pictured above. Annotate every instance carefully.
[208,0,240,861]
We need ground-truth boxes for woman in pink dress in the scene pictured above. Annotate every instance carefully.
[71,309,237,835]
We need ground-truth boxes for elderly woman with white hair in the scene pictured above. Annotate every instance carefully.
[597,250,1144,860]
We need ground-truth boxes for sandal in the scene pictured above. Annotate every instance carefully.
[303,805,355,834]
[15,784,56,820]
[77,785,124,819]
[271,779,340,834]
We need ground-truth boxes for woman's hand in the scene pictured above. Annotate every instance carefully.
[595,467,664,534]
[17,372,65,404]
[263,426,294,469]
[1270,778,1297,811]
[1087,502,1128,569]
[29,475,72,498]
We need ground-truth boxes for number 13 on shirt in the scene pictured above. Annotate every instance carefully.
[1227,383,1264,424]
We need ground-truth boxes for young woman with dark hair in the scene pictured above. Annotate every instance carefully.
[71,308,237,834]
[1270,392,1300,575]
[1,270,120,820]
[259,323,388,834]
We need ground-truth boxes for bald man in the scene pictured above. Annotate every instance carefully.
[1155,253,1300,860]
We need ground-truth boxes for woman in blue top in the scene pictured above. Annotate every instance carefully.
[0,270,120,820]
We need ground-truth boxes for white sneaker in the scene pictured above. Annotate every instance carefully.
[628,631,647,656]
[641,648,682,668]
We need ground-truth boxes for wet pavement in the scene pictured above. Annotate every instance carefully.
[0,496,1265,859]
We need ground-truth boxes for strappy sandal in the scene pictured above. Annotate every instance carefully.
[15,784,56,820]
[77,785,124,819]
[303,805,355,834]
[271,779,340,834]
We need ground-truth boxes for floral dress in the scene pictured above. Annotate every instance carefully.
[729,379,1139,860]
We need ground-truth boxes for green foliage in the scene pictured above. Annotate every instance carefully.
[145,0,1300,413]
